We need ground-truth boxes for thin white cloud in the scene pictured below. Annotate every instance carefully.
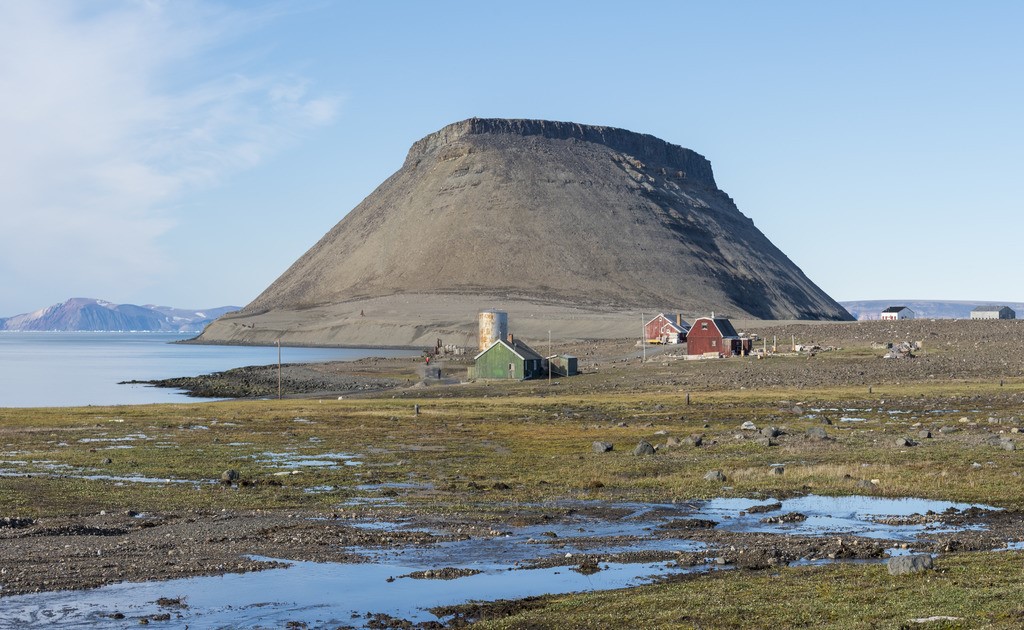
[0,1,339,312]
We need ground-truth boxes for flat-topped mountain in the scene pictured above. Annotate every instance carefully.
[199,118,850,346]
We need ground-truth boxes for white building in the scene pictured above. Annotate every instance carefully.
[880,306,914,320]
[970,305,1016,320]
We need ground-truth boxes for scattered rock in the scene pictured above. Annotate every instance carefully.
[101,458,112,465]
[894,437,917,448]
[855,479,877,490]
[760,426,781,438]
[0,517,35,529]
[406,567,483,580]
[918,429,932,439]
[760,512,807,524]
[704,470,727,483]
[805,426,829,440]
[939,426,959,434]
[571,557,602,575]
[661,518,718,530]
[1000,439,1016,452]
[665,436,682,448]
[591,441,613,453]
[887,554,934,576]
[768,466,784,476]
[155,597,188,609]
[684,434,703,447]
[633,440,656,456]
[220,469,240,484]
[755,437,777,447]
[740,421,758,431]
[746,501,783,514]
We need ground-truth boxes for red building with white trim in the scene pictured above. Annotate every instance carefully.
[644,313,689,344]
[686,316,751,356]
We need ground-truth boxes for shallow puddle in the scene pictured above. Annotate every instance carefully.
[254,451,362,468]
[0,495,1001,628]
[354,481,434,491]
[685,495,988,540]
[0,558,700,628]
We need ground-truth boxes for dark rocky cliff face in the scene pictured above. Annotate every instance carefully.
[242,118,851,321]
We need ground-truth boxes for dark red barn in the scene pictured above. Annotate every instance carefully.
[686,317,751,356]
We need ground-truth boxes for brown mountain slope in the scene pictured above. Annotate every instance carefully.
[199,118,850,347]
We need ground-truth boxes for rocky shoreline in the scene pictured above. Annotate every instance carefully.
[121,357,421,399]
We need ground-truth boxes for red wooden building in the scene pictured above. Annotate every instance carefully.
[644,313,689,344]
[686,316,751,356]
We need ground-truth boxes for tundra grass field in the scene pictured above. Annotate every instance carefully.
[4,320,1024,627]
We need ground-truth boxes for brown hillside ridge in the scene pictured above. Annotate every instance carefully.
[198,118,852,347]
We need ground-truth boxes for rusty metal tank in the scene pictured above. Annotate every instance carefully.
[478,310,508,351]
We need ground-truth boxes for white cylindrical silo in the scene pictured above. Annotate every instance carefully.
[478,310,508,351]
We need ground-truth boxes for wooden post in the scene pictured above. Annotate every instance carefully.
[686,392,691,406]
[640,312,646,364]
[276,340,282,400]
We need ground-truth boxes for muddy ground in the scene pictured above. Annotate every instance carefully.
[6,318,1024,626]
[2,498,1021,598]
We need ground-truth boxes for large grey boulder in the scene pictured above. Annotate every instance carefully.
[592,441,613,453]
[887,554,934,576]
[633,440,656,456]
[704,470,727,483]
[805,426,829,440]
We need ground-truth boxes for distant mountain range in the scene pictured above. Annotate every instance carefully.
[840,300,1024,320]
[0,298,240,332]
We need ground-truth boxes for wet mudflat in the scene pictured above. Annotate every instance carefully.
[0,494,1010,628]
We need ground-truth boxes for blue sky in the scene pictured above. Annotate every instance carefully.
[1,1,1021,316]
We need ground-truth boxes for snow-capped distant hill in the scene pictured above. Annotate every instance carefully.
[0,298,240,332]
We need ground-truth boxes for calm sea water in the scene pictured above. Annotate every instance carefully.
[0,332,417,408]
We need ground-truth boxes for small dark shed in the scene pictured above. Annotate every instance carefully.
[686,316,750,356]
[547,355,578,377]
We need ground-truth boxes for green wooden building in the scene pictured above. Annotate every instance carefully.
[473,337,544,380]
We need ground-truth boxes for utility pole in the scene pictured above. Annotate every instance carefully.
[276,340,282,399]
[640,312,646,364]
[548,330,552,386]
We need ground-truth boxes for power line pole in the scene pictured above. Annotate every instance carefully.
[548,330,552,386]
[640,312,646,363]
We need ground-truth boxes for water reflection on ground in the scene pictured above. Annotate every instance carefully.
[0,494,1000,628]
